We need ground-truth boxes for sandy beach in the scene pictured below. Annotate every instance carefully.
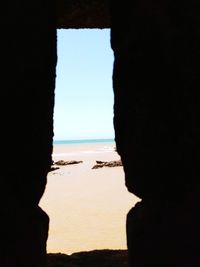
[39,141,140,254]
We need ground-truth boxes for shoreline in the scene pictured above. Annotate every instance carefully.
[53,138,115,145]
[40,142,140,255]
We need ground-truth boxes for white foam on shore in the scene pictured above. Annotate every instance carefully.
[40,141,140,254]
[52,146,115,158]
[53,152,80,157]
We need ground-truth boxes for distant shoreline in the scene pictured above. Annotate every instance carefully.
[40,140,138,254]
[53,138,115,145]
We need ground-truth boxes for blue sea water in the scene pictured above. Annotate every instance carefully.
[53,138,115,145]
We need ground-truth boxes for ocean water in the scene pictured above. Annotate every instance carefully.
[40,138,139,254]
[52,138,116,158]
[53,138,115,145]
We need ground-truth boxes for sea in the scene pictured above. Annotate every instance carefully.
[52,138,116,158]
[40,137,140,254]
[53,138,115,145]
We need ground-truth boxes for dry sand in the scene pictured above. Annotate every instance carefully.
[39,142,140,254]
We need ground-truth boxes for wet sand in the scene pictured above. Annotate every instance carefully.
[39,142,140,254]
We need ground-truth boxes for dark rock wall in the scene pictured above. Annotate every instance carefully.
[110,0,200,266]
[56,0,110,28]
[1,0,200,266]
[1,1,56,266]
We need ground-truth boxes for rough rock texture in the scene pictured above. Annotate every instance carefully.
[47,249,128,267]
[1,1,56,266]
[1,0,200,266]
[54,160,83,165]
[49,166,60,172]
[92,160,122,169]
[110,0,200,266]
[56,0,110,28]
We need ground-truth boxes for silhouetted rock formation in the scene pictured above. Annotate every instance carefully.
[49,166,60,172]
[1,1,56,266]
[56,0,110,28]
[54,160,83,166]
[92,160,122,169]
[47,249,128,267]
[111,1,200,266]
[2,1,200,266]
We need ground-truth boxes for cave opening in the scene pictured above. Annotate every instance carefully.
[41,30,137,254]
[39,29,139,255]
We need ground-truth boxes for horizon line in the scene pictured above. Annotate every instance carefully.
[53,137,115,143]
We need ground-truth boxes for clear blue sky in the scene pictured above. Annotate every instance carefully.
[53,29,115,141]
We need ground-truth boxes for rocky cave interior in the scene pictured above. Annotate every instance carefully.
[1,0,200,266]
